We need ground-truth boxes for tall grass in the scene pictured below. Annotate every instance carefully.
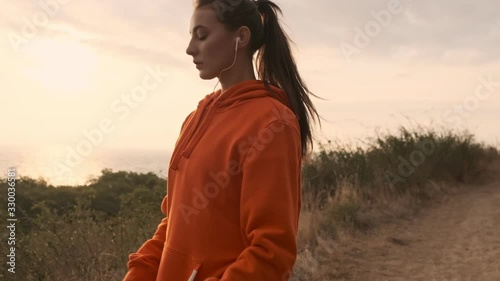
[304,126,497,200]
[293,126,499,280]
[0,126,498,281]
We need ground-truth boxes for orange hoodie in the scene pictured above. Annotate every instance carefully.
[123,80,302,281]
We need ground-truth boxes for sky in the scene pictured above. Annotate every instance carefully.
[1,0,499,155]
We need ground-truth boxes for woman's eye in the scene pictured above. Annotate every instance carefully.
[196,32,207,40]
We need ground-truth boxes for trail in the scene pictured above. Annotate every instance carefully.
[345,181,500,281]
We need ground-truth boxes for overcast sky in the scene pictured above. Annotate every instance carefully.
[1,0,499,154]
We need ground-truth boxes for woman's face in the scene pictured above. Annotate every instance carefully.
[186,6,236,80]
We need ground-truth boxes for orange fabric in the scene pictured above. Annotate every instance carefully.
[123,80,302,281]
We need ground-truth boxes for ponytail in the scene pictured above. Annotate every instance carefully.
[255,0,322,157]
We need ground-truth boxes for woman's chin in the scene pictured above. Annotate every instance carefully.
[199,71,216,80]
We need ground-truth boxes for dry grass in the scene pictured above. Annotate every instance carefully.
[291,154,500,281]
[0,127,498,281]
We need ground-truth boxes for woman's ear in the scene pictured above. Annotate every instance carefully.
[236,26,252,48]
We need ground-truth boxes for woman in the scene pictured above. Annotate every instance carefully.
[123,0,321,280]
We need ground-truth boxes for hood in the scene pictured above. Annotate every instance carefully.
[169,79,290,171]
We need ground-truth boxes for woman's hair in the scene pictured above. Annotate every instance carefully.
[194,0,323,158]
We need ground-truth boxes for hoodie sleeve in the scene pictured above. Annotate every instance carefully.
[123,112,195,281]
[216,120,302,281]
[122,195,169,281]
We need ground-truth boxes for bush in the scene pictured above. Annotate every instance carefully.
[302,126,498,207]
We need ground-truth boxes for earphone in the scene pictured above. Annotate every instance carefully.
[235,37,240,50]
[212,37,240,93]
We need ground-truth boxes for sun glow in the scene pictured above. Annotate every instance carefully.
[21,38,98,95]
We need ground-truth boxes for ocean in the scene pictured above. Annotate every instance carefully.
[0,145,172,186]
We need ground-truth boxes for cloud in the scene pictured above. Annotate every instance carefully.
[281,0,500,64]
[2,0,194,67]
[5,0,497,65]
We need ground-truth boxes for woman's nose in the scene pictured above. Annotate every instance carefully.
[186,40,196,56]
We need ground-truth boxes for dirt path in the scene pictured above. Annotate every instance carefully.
[345,181,500,281]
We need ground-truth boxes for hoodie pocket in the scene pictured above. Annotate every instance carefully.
[157,246,201,281]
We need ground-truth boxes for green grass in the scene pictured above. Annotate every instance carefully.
[303,126,498,203]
